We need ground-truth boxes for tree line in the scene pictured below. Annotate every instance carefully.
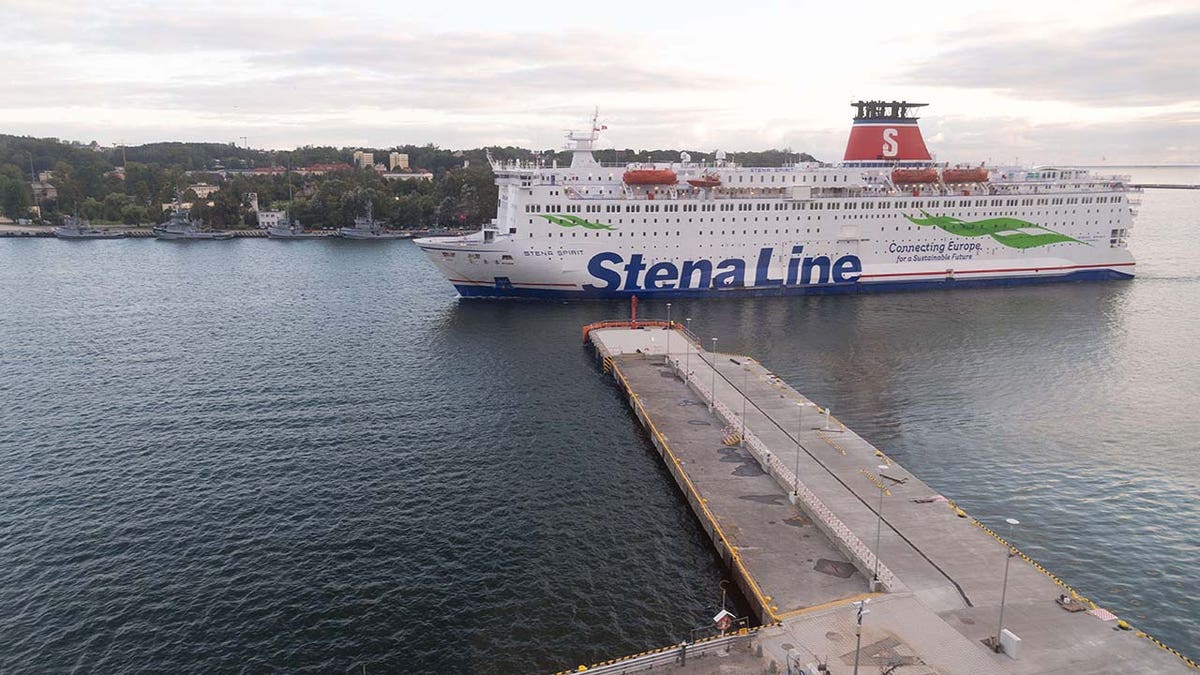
[0,133,817,227]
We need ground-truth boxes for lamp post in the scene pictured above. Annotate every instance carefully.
[994,517,1020,653]
[794,402,802,497]
[685,317,692,380]
[872,464,889,590]
[710,338,718,411]
[739,364,748,448]
[852,598,870,675]
[665,302,672,364]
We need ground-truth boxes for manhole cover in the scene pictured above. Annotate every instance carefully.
[959,616,975,625]
[687,419,711,426]
[825,631,843,641]
[679,399,698,406]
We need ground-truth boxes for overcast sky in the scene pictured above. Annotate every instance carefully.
[2,0,1197,164]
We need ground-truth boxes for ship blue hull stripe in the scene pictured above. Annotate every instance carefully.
[451,269,1134,299]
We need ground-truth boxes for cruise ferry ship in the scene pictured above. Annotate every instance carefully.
[415,101,1137,298]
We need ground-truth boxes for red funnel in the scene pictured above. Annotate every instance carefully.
[843,101,932,162]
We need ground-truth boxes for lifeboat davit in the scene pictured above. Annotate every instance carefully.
[942,167,989,183]
[891,168,939,184]
[687,174,721,189]
[623,169,678,185]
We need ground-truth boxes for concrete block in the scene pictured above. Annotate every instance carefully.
[1000,628,1020,659]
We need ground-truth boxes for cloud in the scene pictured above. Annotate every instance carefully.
[903,12,1200,106]
[0,1,724,129]
[0,0,1195,162]
[919,110,1200,165]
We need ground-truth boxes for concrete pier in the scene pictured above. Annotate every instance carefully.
[576,324,1195,674]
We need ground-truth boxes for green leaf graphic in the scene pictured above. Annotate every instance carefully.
[904,210,1086,249]
[538,214,617,231]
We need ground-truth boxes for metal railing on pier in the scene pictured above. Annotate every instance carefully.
[551,627,757,675]
[672,353,899,592]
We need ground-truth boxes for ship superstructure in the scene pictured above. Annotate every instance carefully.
[415,102,1136,298]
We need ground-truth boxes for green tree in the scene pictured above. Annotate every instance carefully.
[50,160,79,209]
[0,174,30,218]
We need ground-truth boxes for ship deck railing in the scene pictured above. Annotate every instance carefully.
[551,181,1136,204]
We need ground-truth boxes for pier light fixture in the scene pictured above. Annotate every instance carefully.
[710,338,718,411]
[872,464,888,589]
[994,517,1021,653]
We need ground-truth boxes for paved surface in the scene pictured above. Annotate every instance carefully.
[585,326,1192,674]
[619,358,867,614]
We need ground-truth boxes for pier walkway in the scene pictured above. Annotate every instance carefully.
[577,324,1193,674]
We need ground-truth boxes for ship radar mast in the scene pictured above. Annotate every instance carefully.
[565,107,605,168]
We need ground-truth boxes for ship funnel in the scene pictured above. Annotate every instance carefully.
[843,100,932,162]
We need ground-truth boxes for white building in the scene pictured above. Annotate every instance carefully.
[390,152,409,170]
[189,183,220,198]
[353,150,374,169]
[257,210,286,229]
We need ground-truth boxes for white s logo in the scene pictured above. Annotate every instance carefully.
[882,128,899,157]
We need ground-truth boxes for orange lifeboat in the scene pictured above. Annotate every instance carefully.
[891,168,939,184]
[623,169,678,185]
[942,167,989,183]
[687,173,721,188]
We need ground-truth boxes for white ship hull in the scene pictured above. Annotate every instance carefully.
[417,230,1133,299]
[416,101,1137,299]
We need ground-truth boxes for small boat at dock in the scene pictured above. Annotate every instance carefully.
[266,216,332,239]
[154,202,233,240]
[338,202,406,239]
[54,215,126,239]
